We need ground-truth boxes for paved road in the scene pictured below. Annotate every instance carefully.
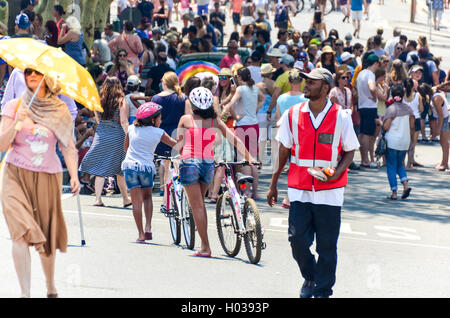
[0,141,449,298]
[0,1,449,298]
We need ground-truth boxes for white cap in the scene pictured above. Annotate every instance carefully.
[340,52,355,62]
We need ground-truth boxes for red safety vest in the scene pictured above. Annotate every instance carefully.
[287,101,348,191]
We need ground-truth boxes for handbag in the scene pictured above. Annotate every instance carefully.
[375,127,387,157]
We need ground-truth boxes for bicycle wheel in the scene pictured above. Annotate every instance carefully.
[216,192,241,257]
[243,198,263,264]
[181,189,195,250]
[324,0,335,15]
[169,187,181,245]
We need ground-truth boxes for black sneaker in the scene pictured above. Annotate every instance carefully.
[300,280,315,298]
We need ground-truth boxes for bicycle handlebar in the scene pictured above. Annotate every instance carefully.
[215,161,261,168]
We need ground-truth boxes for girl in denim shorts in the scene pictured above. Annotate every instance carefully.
[177,87,255,257]
[122,102,178,243]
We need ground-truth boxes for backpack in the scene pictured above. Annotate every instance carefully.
[418,60,434,86]
[274,4,287,23]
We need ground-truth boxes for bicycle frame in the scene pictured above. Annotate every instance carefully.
[156,155,182,217]
[218,163,249,235]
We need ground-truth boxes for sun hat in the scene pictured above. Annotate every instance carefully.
[322,46,336,55]
[136,102,162,120]
[267,48,283,58]
[189,87,213,110]
[218,68,233,77]
[260,63,276,75]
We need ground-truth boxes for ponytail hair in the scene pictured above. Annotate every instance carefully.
[162,71,184,97]
[391,84,405,102]
[403,78,414,98]
[237,67,255,88]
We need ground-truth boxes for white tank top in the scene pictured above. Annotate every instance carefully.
[404,92,420,119]
[432,92,449,119]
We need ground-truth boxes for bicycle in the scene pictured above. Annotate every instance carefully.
[293,0,335,16]
[156,153,196,250]
[215,161,266,264]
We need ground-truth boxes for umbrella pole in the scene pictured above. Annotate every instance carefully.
[14,75,46,132]
[77,194,86,246]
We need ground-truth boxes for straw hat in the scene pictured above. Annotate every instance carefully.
[322,45,335,55]
[218,68,233,77]
[260,63,276,75]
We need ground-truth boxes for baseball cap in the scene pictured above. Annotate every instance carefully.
[300,68,333,87]
[344,32,353,41]
[152,27,163,35]
[127,75,141,87]
[340,52,355,62]
[409,64,423,74]
[281,54,295,66]
[257,8,265,15]
[15,13,30,29]
[367,53,379,65]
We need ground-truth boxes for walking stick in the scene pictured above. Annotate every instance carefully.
[77,194,86,246]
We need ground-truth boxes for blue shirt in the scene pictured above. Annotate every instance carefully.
[351,0,363,11]
[277,93,308,116]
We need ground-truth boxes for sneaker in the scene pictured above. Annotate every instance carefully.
[300,280,315,298]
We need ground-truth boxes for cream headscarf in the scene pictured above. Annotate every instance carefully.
[21,67,74,148]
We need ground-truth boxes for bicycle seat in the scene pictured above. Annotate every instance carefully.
[236,172,253,184]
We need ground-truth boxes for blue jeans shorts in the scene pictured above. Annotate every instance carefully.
[179,159,215,187]
[123,167,154,190]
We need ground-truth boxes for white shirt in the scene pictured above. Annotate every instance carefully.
[235,85,259,126]
[357,69,377,109]
[122,125,164,172]
[384,36,400,57]
[276,99,360,207]
[247,65,263,84]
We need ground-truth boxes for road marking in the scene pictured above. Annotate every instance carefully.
[62,210,450,250]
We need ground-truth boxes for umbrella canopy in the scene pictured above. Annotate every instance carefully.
[0,38,102,112]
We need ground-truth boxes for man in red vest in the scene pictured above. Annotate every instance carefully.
[267,68,360,298]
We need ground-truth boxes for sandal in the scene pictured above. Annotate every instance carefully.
[193,251,211,258]
[144,232,152,240]
[94,202,105,207]
[386,195,397,200]
[401,188,412,199]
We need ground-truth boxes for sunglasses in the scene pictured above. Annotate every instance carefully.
[118,54,127,57]
[218,76,229,80]
[24,69,42,76]
[340,76,349,80]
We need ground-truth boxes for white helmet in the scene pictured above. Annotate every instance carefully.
[189,87,213,110]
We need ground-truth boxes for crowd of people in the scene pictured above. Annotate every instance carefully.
[0,0,449,298]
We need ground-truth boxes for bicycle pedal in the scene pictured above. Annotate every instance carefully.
[261,242,267,250]
[220,214,231,219]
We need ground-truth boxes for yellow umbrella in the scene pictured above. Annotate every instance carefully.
[0,38,103,112]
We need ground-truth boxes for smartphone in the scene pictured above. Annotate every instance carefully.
[230,77,235,86]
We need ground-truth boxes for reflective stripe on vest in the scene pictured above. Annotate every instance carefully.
[291,102,343,168]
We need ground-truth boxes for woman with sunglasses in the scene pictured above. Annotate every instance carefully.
[209,69,237,203]
[0,67,80,298]
[107,48,135,89]
[330,68,353,113]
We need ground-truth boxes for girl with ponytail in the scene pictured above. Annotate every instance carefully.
[403,78,424,169]
[382,84,415,200]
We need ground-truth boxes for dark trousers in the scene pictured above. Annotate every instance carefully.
[288,201,341,297]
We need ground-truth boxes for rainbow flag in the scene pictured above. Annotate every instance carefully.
[176,61,221,84]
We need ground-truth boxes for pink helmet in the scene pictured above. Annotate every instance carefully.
[136,102,162,120]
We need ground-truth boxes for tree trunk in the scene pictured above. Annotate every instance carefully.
[35,0,57,28]
[0,0,8,27]
[6,0,20,35]
[94,0,114,35]
[80,0,99,50]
